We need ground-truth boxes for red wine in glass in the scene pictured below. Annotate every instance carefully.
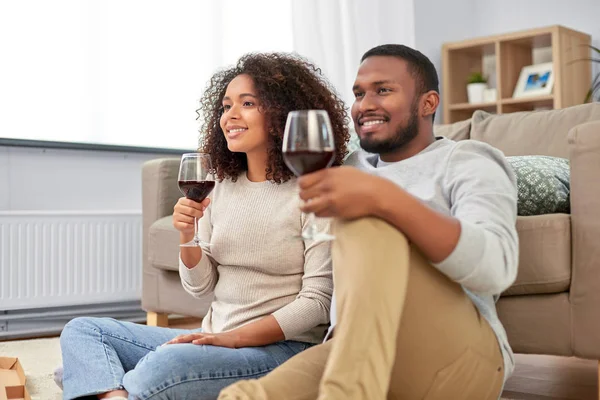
[282,110,336,242]
[283,150,335,176]
[178,180,215,202]
[178,153,214,248]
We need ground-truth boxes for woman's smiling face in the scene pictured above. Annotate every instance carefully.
[219,74,269,155]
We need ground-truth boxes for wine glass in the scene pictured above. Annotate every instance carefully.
[178,153,215,248]
[283,110,336,242]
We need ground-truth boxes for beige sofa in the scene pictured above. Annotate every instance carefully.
[142,104,600,369]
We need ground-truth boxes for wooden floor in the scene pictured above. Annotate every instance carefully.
[502,354,598,400]
[8,317,595,399]
[169,318,599,399]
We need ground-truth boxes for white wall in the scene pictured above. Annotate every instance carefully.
[3,2,597,209]
[473,0,600,42]
[475,0,600,84]
[413,0,599,123]
[291,0,415,109]
[414,0,475,75]
[414,0,475,123]
[0,1,293,151]
[2,3,598,217]
[0,146,175,212]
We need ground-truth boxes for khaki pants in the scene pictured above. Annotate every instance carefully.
[219,218,504,400]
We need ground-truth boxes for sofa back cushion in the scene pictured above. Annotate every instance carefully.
[433,118,472,141]
[470,103,600,157]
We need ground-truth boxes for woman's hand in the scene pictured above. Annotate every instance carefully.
[164,331,240,348]
[173,197,211,234]
[174,197,211,268]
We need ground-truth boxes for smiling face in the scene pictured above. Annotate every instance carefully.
[351,56,421,156]
[219,74,269,155]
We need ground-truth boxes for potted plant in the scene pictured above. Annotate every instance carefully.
[466,72,488,104]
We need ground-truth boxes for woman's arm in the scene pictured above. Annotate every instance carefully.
[226,315,284,347]
[174,196,219,297]
[168,215,333,348]
[190,218,333,347]
[166,315,285,348]
[269,215,333,339]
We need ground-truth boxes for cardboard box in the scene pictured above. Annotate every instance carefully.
[0,358,31,400]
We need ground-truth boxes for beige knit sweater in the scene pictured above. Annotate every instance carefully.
[179,173,333,344]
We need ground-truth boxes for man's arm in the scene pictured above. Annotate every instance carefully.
[298,143,518,295]
[299,170,460,263]
[372,178,461,263]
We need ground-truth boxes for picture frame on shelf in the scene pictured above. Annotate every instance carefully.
[513,62,555,98]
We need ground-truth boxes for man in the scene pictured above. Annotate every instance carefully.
[219,44,519,400]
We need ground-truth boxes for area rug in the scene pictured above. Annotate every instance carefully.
[1,336,516,399]
[0,337,62,400]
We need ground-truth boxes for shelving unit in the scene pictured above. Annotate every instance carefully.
[442,25,592,124]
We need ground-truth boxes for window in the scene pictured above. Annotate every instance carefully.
[0,0,293,151]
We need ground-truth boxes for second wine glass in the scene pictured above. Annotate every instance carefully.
[282,110,336,242]
[178,153,215,248]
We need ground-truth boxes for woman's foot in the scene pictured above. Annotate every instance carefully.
[53,365,63,390]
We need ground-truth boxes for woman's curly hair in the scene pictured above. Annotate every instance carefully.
[197,52,350,183]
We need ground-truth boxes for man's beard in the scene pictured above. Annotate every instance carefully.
[359,102,419,155]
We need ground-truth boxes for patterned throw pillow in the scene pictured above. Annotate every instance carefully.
[347,130,361,155]
[506,156,570,216]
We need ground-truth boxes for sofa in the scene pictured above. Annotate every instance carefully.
[141,104,600,368]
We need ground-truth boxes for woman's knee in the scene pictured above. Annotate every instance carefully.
[60,317,101,344]
[123,344,200,397]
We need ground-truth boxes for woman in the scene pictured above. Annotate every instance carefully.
[57,52,350,399]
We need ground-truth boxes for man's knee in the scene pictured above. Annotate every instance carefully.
[218,380,267,400]
[333,217,409,265]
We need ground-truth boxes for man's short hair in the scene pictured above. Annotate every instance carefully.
[361,44,440,97]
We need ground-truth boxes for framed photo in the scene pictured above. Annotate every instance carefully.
[513,62,554,98]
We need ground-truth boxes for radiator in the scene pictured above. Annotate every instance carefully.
[0,211,142,311]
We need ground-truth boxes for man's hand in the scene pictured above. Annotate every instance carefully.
[298,166,390,219]
[164,331,240,348]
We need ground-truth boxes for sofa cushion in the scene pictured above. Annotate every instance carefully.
[506,156,570,216]
[503,214,571,296]
[434,118,472,141]
[470,103,600,157]
[148,216,180,272]
[149,213,572,296]
[497,293,571,356]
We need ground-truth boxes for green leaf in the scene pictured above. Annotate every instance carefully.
[569,57,600,64]
[584,73,600,102]
[589,74,600,102]
[467,72,487,84]
[592,79,600,98]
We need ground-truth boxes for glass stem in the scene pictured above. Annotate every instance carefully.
[308,212,319,238]
[194,216,199,245]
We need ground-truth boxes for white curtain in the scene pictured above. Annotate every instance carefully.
[1,0,415,151]
[291,0,416,109]
[0,0,294,151]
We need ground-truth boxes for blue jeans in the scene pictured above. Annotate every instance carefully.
[59,317,312,400]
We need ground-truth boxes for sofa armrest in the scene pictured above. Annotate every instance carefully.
[142,158,181,226]
[568,120,600,359]
[141,158,181,312]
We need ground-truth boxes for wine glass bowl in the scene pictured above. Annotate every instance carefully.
[282,110,336,242]
[178,153,215,248]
